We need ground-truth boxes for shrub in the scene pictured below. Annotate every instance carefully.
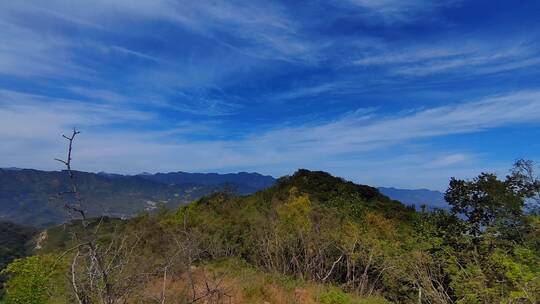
[1,256,54,304]
[319,288,352,304]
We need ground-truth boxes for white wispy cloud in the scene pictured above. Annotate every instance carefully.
[0,1,318,64]
[69,83,242,117]
[68,86,129,103]
[342,0,461,23]
[102,46,162,63]
[241,91,540,163]
[0,89,154,138]
[170,90,243,116]
[269,82,345,101]
[354,40,540,76]
[424,153,470,168]
[354,47,469,66]
[0,20,88,78]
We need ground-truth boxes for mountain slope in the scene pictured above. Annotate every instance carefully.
[34,169,415,302]
[158,169,416,302]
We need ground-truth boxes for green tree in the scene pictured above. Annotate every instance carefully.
[445,173,524,236]
[1,256,55,304]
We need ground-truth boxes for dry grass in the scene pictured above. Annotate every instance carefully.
[134,258,391,304]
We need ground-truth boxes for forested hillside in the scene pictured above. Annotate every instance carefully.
[2,166,538,303]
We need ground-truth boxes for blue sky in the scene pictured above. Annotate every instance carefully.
[1,0,540,190]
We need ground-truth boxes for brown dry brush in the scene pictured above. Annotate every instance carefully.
[408,251,454,304]
[233,215,395,298]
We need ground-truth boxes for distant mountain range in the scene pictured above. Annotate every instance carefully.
[378,187,449,210]
[135,171,276,194]
[0,168,275,227]
[0,167,448,227]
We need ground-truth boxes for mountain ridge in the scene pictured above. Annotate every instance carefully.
[0,168,276,227]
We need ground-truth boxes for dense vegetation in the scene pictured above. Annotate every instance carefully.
[0,222,36,298]
[1,164,539,303]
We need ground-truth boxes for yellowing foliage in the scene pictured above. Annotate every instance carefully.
[277,194,313,234]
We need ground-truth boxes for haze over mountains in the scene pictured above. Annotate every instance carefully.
[0,167,447,227]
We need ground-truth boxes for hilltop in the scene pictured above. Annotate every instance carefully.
[29,170,416,303]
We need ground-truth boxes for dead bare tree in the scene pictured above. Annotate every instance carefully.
[54,128,86,224]
[54,129,155,303]
[55,128,109,303]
